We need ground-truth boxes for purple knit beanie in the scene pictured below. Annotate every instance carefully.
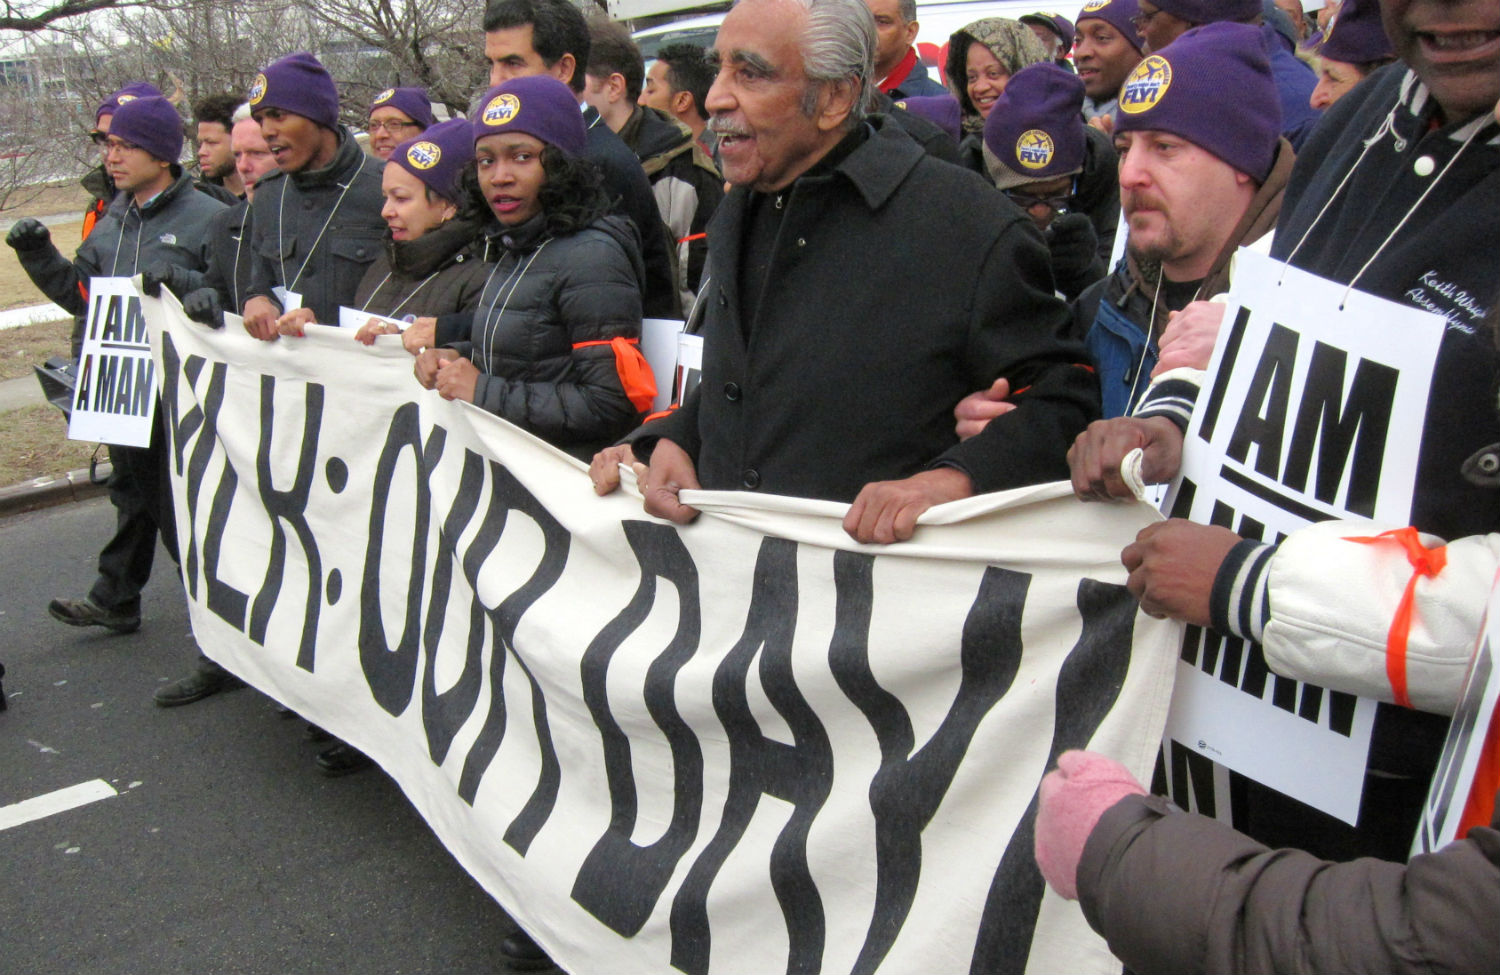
[471,76,586,157]
[1075,0,1144,53]
[894,94,963,143]
[1150,0,1261,23]
[1315,0,1395,64]
[248,52,340,130]
[1115,22,1280,181]
[982,64,1086,189]
[371,86,436,130]
[391,118,473,204]
[97,82,164,123]
[107,95,184,164]
[1020,12,1076,51]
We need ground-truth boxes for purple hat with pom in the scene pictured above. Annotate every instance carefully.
[248,52,340,130]
[97,82,164,123]
[982,63,1087,189]
[471,75,586,157]
[1115,22,1281,181]
[391,118,474,203]
[371,86,436,130]
[108,95,184,164]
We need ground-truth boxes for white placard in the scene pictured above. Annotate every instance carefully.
[640,318,685,413]
[147,292,1183,975]
[676,332,703,407]
[1163,250,1446,824]
[68,276,156,447]
[272,285,302,311]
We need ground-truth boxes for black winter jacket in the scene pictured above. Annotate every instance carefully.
[584,107,680,320]
[18,171,225,356]
[632,118,1098,503]
[352,214,490,321]
[444,214,645,458]
[244,128,386,324]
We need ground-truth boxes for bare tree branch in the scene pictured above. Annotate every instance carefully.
[0,0,139,32]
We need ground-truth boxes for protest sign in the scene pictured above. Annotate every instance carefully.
[641,318,685,413]
[69,276,156,447]
[1163,250,1446,824]
[148,292,1182,974]
[1414,571,1500,858]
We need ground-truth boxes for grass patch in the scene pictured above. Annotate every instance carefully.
[0,403,101,486]
[0,219,86,311]
[0,319,71,380]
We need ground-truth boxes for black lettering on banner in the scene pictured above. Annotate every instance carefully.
[1225,322,1298,478]
[98,293,124,342]
[572,521,704,937]
[159,335,249,629]
[1197,306,1252,442]
[248,375,325,670]
[420,449,487,766]
[1281,343,1396,517]
[971,578,1138,974]
[1419,645,1492,853]
[670,537,830,975]
[456,461,571,861]
[360,402,444,713]
[1162,739,1217,817]
[834,559,1027,975]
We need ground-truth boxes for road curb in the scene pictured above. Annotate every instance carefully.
[0,462,111,518]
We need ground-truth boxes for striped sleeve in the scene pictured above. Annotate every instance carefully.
[1210,538,1276,643]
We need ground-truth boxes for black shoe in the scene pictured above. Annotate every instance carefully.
[500,930,555,971]
[305,723,334,743]
[315,742,374,777]
[48,597,140,633]
[153,665,246,707]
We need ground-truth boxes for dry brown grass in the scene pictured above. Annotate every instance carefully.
[0,403,101,487]
[0,320,71,380]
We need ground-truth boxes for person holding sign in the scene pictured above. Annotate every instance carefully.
[589,0,1098,545]
[10,96,225,641]
[239,52,385,340]
[411,76,650,461]
[274,118,489,341]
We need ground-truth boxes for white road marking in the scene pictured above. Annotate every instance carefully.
[0,780,118,831]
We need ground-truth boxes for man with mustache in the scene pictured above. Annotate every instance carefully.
[591,0,1098,546]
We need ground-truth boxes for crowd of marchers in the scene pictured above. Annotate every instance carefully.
[8,0,1500,970]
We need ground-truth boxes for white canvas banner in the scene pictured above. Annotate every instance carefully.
[148,292,1181,975]
[69,276,157,447]
[1164,250,1445,823]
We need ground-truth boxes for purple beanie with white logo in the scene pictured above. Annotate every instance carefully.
[108,95,184,164]
[1315,0,1395,64]
[391,118,473,204]
[371,87,436,130]
[471,75,586,158]
[1076,0,1144,54]
[894,94,963,143]
[1150,0,1261,23]
[248,52,340,130]
[982,63,1086,189]
[1114,22,1280,181]
[97,82,164,123]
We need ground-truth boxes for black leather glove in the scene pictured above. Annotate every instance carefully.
[181,287,224,329]
[1045,212,1103,300]
[140,261,187,299]
[6,217,51,252]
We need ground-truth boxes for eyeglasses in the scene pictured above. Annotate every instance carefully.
[89,130,108,145]
[1129,9,1161,30]
[368,120,420,134]
[1003,187,1074,212]
[101,137,144,155]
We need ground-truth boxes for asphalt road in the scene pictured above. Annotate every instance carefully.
[0,497,534,974]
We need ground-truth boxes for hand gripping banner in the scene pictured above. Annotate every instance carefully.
[146,289,1181,974]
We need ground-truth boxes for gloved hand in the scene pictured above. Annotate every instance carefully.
[1034,750,1147,900]
[140,261,188,299]
[6,217,51,252]
[181,287,224,329]
[1044,213,1104,285]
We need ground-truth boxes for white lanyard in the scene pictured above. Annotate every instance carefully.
[476,240,551,373]
[277,176,357,294]
[365,269,441,319]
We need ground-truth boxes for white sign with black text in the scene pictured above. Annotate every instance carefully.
[69,276,156,447]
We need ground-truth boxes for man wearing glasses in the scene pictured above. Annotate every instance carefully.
[366,87,435,161]
[6,95,225,641]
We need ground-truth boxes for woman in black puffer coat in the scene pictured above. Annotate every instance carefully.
[415,76,650,460]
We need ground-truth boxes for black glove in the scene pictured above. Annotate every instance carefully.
[140,261,187,299]
[182,287,224,329]
[1045,212,1103,300]
[6,217,51,252]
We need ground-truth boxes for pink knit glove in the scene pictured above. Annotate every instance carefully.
[1034,750,1147,900]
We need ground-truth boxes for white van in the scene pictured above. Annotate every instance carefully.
[625,0,1088,83]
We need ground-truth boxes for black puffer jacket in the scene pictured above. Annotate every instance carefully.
[443,213,645,458]
[243,127,385,323]
[352,214,490,321]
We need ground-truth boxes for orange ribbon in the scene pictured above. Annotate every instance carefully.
[1344,527,1447,708]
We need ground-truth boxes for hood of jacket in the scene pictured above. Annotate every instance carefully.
[620,105,693,171]
[945,18,1050,132]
